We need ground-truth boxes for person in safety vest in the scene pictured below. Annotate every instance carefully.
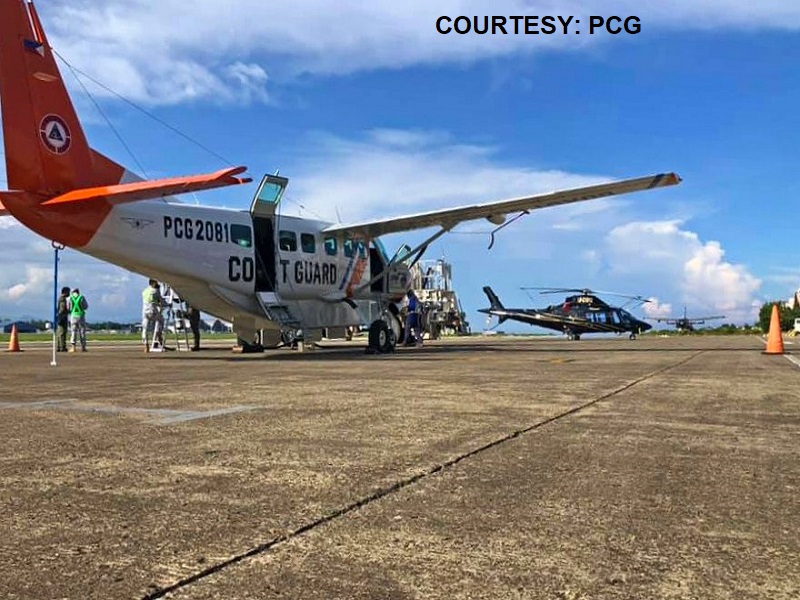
[66,288,88,352]
[142,279,165,352]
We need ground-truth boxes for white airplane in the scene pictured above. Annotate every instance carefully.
[0,0,681,353]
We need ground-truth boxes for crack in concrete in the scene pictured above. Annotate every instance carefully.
[143,350,705,599]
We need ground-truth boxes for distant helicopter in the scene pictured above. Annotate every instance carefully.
[652,307,725,332]
[480,287,652,340]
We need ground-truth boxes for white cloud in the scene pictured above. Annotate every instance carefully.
[36,0,800,105]
[605,220,761,323]
[287,129,608,223]
[643,297,673,319]
[0,221,147,322]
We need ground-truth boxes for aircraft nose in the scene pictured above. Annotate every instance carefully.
[641,321,652,331]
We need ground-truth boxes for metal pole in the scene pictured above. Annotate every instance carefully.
[50,242,64,367]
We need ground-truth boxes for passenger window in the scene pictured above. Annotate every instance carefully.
[357,240,367,258]
[279,230,297,252]
[324,236,337,256]
[301,233,316,254]
[230,224,252,248]
[343,238,354,258]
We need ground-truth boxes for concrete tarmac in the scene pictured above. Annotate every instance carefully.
[0,335,798,599]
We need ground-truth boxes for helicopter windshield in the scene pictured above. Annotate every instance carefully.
[618,309,634,324]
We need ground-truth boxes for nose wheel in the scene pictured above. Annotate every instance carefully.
[629,332,637,340]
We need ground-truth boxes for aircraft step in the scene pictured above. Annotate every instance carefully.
[263,304,302,329]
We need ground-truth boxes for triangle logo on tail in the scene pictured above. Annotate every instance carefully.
[39,114,72,155]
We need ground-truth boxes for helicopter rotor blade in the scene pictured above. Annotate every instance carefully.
[520,287,594,295]
[520,286,650,301]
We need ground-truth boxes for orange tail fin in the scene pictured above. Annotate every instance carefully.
[0,0,124,195]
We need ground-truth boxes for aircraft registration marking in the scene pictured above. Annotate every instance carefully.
[163,216,230,243]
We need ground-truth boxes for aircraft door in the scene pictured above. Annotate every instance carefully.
[249,174,288,293]
[369,247,385,292]
[253,216,275,292]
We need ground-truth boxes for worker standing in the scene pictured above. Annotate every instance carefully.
[67,288,88,352]
[56,286,70,352]
[141,279,165,352]
[187,305,201,351]
[403,289,423,346]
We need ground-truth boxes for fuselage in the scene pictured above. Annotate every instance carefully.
[76,198,399,333]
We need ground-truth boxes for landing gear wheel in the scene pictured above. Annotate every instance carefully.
[566,332,575,341]
[574,334,581,341]
[629,333,637,340]
[367,320,396,354]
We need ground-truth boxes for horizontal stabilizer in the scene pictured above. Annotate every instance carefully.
[0,192,46,217]
[40,166,252,207]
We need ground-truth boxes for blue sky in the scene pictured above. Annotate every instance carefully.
[2,1,799,330]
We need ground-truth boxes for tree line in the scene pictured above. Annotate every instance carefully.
[758,301,800,332]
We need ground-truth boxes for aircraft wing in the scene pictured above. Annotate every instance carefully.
[685,315,726,322]
[322,172,680,239]
[40,167,252,207]
[656,315,725,323]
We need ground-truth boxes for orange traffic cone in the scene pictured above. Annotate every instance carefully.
[6,324,21,352]
[763,303,785,355]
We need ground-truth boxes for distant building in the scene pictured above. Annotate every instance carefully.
[789,289,800,310]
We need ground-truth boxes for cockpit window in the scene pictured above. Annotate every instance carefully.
[324,236,338,256]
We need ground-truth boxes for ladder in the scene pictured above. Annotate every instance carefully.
[158,286,192,352]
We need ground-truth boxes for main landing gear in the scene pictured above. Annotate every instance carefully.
[566,331,581,341]
[366,319,397,354]
[629,332,637,340]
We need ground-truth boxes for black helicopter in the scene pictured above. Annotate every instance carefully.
[480,287,652,340]
[653,307,725,332]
